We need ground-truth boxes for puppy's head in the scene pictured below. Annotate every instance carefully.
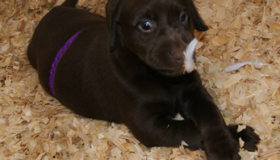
[107,0,208,77]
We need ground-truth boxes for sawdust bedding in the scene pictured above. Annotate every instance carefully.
[0,0,280,159]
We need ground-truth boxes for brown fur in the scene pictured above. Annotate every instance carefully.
[27,0,260,159]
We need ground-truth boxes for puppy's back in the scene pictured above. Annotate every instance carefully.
[27,2,106,93]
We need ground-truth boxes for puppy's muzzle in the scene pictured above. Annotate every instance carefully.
[171,48,185,63]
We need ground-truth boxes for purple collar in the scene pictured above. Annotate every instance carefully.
[49,30,84,96]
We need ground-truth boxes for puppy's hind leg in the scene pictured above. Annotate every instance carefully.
[127,103,202,150]
[27,38,39,69]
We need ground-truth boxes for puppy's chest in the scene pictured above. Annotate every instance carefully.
[135,79,188,104]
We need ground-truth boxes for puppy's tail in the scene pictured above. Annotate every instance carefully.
[61,0,78,7]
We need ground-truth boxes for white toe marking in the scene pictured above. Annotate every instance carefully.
[182,141,189,147]
[237,124,247,133]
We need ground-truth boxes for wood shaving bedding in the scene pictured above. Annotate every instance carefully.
[184,38,198,73]
[225,60,266,72]
[0,0,280,159]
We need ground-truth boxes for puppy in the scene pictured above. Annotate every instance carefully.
[27,0,260,159]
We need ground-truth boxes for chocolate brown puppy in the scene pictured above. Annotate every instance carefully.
[27,0,260,159]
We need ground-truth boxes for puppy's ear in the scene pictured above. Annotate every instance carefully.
[187,0,208,31]
[106,0,123,51]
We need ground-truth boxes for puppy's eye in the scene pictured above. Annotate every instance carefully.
[138,21,156,33]
[179,12,187,22]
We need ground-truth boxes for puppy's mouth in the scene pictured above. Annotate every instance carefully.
[155,38,198,77]
[148,55,185,77]
[158,67,185,77]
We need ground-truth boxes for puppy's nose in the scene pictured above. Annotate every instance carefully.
[171,48,185,62]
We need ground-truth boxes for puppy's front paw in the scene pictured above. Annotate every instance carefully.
[228,124,260,152]
[203,127,240,160]
[237,125,260,151]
